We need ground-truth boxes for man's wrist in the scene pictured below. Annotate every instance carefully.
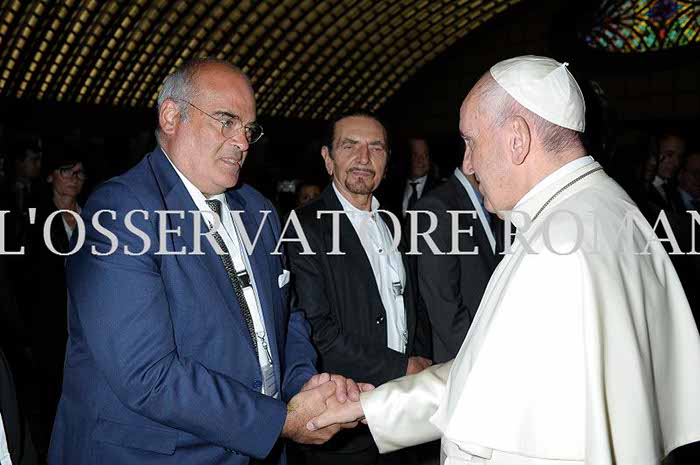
[281,407,298,439]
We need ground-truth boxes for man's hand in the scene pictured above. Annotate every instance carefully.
[282,381,340,445]
[302,372,362,402]
[406,356,433,375]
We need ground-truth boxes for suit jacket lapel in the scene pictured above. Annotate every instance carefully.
[319,186,387,317]
[149,148,259,360]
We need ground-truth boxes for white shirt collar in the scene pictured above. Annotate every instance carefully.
[332,182,380,213]
[515,155,594,210]
[652,175,665,189]
[408,174,428,186]
[162,147,226,209]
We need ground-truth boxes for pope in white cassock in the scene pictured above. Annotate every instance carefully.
[306,55,700,465]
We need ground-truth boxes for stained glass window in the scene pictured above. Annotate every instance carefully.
[581,0,700,52]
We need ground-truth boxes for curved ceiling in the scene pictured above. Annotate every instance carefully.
[0,0,520,120]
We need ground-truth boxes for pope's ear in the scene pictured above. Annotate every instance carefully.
[159,99,181,137]
[509,115,531,166]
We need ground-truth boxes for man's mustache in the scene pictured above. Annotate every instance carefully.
[348,167,376,176]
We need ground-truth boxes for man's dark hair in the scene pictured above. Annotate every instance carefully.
[322,112,390,159]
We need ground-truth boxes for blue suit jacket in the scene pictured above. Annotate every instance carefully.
[48,148,317,465]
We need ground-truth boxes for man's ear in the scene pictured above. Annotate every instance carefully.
[321,146,334,176]
[159,99,181,138]
[509,115,531,166]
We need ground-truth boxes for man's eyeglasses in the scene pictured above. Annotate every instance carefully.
[179,100,264,145]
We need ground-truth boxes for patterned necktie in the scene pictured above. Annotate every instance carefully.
[205,199,258,359]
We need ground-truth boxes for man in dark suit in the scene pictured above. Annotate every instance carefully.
[412,160,502,364]
[286,115,432,465]
[400,138,440,218]
[649,131,686,212]
[48,59,357,465]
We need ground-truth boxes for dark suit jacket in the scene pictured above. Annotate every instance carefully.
[412,173,502,363]
[285,185,430,452]
[48,147,317,465]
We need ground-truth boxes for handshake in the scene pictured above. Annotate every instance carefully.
[281,356,432,445]
[280,372,371,445]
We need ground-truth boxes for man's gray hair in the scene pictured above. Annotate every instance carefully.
[478,73,583,154]
[154,58,248,145]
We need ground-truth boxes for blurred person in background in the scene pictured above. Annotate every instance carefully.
[650,131,686,210]
[28,149,86,454]
[295,181,322,208]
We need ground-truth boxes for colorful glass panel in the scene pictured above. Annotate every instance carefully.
[581,0,700,52]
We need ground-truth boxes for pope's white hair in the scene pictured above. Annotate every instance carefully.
[477,73,583,155]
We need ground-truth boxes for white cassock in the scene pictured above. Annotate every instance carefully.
[361,158,700,465]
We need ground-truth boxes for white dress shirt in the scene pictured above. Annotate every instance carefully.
[402,175,428,216]
[333,184,408,353]
[164,151,276,397]
[0,412,11,465]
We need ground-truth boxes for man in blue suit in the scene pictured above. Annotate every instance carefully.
[48,59,360,465]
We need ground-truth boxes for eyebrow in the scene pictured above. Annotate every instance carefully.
[212,110,240,120]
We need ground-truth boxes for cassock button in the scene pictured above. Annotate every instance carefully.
[375,316,385,325]
[253,380,262,389]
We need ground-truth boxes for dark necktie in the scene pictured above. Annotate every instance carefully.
[205,199,258,359]
[407,181,420,211]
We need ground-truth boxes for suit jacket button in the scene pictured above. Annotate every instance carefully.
[253,380,262,389]
[375,316,384,325]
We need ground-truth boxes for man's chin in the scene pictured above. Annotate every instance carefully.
[345,181,373,196]
[219,172,240,190]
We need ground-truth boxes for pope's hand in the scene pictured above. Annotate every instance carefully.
[306,394,366,432]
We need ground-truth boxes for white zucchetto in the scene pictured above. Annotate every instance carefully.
[490,55,586,132]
